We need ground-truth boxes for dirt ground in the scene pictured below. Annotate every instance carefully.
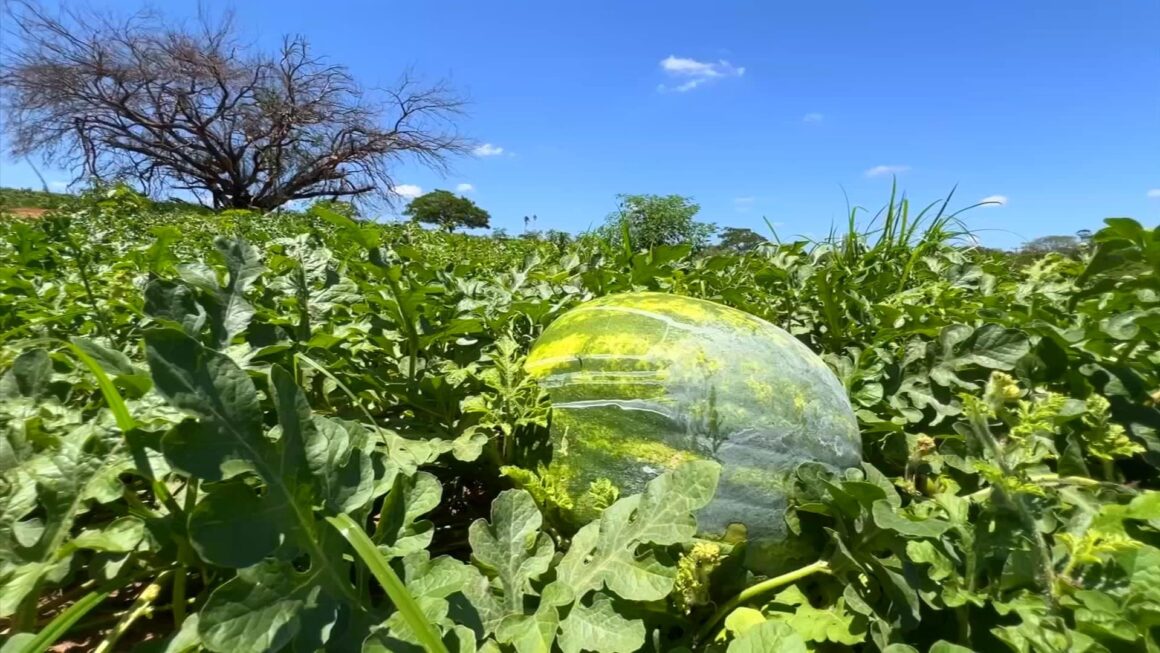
[0,207,49,218]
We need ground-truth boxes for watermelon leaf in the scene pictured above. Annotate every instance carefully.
[557,593,646,653]
[468,489,555,613]
[556,460,721,601]
[726,621,808,653]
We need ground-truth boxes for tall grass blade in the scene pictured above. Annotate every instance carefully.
[762,216,781,244]
[11,588,113,653]
[620,217,633,259]
[63,338,136,432]
[326,513,450,653]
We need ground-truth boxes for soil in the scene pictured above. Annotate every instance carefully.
[1,207,49,218]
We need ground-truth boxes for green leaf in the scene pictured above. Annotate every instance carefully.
[158,613,202,653]
[144,279,207,336]
[384,553,474,646]
[723,607,766,636]
[307,417,376,513]
[198,560,335,653]
[1071,589,1139,642]
[64,338,137,433]
[871,501,952,538]
[326,513,449,653]
[556,460,720,601]
[862,463,902,508]
[557,594,646,653]
[0,634,35,653]
[401,552,474,601]
[147,332,358,605]
[1127,546,1160,615]
[71,516,145,553]
[1101,310,1143,340]
[961,325,1030,370]
[376,471,441,558]
[1058,435,1091,477]
[0,349,51,399]
[929,641,976,653]
[493,582,571,653]
[310,205,380,249]
[147,329,266,481]
[1127,491,1160,520]
[0,427,127,617]
[726,620,808,653]
[68,337,136,377]
[268,364,312,486]
[766,585,864,645]
[468,489,554,614]
[187,480,281,568]
[210,238,263,347]
[906,541,954,581]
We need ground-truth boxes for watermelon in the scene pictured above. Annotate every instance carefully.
[525,292,861,571]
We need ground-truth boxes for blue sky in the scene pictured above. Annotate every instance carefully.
[1,1,1157,248]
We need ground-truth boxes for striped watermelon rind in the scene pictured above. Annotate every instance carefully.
[526,292,861,572]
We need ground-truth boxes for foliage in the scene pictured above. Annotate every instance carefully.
[601,193,717,250]
[715,227,768,253]
[0,187,72,211]
[404,190,492,232]
[1021,235,1081,255]
[0,187,1157,653]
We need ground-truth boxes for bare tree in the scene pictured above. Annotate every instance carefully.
[0,2,469,210]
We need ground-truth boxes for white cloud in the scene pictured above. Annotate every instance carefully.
[49,180,68,190]
[864,164,911,178]
[803,112,824,123]
[456,183,475,193]
[658,55,745,93]
[394,184,423,199]
[979,194,1008,207]
[473,143,504,157]
[1147,189,1160,199]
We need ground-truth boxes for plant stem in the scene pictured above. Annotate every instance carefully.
[181,477,199,516]
[966,412,1059,605]
[94,571,172,653]
[694,559,831,644]
[122,487,161,519]
[1101,459,1116,483]
[172,569,188,628]
[964,473,1111,502]
[65,232,113,342]
[956,605,971,644]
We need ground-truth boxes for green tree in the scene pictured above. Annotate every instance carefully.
[1021,234,1080,255]
[601,194,716,250]
[404,190,491,232]
[716,226,767,253]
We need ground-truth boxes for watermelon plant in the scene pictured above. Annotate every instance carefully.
[0,187,1157,652]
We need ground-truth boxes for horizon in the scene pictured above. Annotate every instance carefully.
[1,0,1157,248]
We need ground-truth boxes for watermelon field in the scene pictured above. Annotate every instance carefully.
[1,186,1158,653]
